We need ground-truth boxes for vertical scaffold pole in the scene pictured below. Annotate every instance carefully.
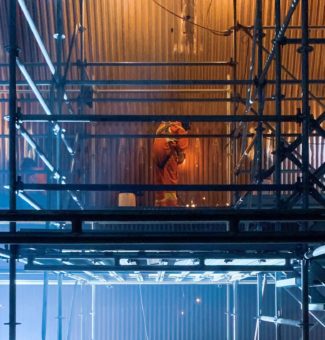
[55,0,64,210]
[80,283,85,340]
[57,273,63,340]
[275,272,282,340]
[91,284,96,340]
[275,0,282,209]
[233,281,238,340]
[41,272,49,340]
[301,259,309,340]
[232,0,239,204]
[256,0,264,210]
[254,273,263,340]
[9,247,17,340]
[300,0,311,209]
[8,0,17,339]
[226,284,232,340]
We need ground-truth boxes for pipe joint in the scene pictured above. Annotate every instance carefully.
[297,45,314,54]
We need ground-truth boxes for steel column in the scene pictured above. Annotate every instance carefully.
[232,0,239,204]
[55,0,63,92]
[275,272,281,340]
[9,0,17,215]
[275,0,282,208]
[80,283,85,340]
[75,0,86,208]
[8,247,17,340]
[300,0,311,209]
[55,0,64,211]
[41,272,48,340]
[301,259,309,340]
[226,284,232,340]
[8,0,17,338]
[255,0,264,209]
[91,284,95,340]
[57,273,63,340]
[232,281,238,340]
[48,82,56,212]
[254,273,263,340]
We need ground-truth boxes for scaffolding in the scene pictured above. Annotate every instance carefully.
[1,0,325,339]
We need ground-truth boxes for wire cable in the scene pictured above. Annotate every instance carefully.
[138,284,150,340]
[152,0,231,37]
[206,0,213,17]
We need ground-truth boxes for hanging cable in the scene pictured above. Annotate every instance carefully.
[206,0,213,17]
[152,0,231,36]
[239,1,260,154]
[138,284,149,340]
[235,36,251,114]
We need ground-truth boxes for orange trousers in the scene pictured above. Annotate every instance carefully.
[154,154,179,206]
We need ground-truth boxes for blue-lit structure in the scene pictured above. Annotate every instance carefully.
[0,0,324,339]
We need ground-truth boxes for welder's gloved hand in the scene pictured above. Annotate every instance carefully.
[177,151,186,164]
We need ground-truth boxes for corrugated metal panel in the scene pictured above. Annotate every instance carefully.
[95,285,228,340]
[84,123,229,207]
[0,0,324,208]
[1,281,325,339]
[93,284,325,340]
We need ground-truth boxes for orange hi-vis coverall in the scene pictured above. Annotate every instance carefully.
[153,121,189,206]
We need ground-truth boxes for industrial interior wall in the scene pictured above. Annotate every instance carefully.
[1,283,325,340]
[94,284,325,340]
[1,0,325,209]
[0,283,85,340]
[86,121,230,208]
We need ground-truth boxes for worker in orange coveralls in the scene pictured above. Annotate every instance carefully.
[153,121,189,207]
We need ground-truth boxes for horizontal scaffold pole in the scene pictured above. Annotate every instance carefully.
[0,232,324,245]
[15,114,300,123]
[1,79,325,86]
[0,61,234,68]
[0,208,323,222]
[18,183,301,192]
[24,264,292,272]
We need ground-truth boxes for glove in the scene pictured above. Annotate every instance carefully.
[177,151,185,164]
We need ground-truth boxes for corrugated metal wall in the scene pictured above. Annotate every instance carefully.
[92,284,325,340]
[0,0,324,208]
[95,285,227,340]
[1,281,325,340]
